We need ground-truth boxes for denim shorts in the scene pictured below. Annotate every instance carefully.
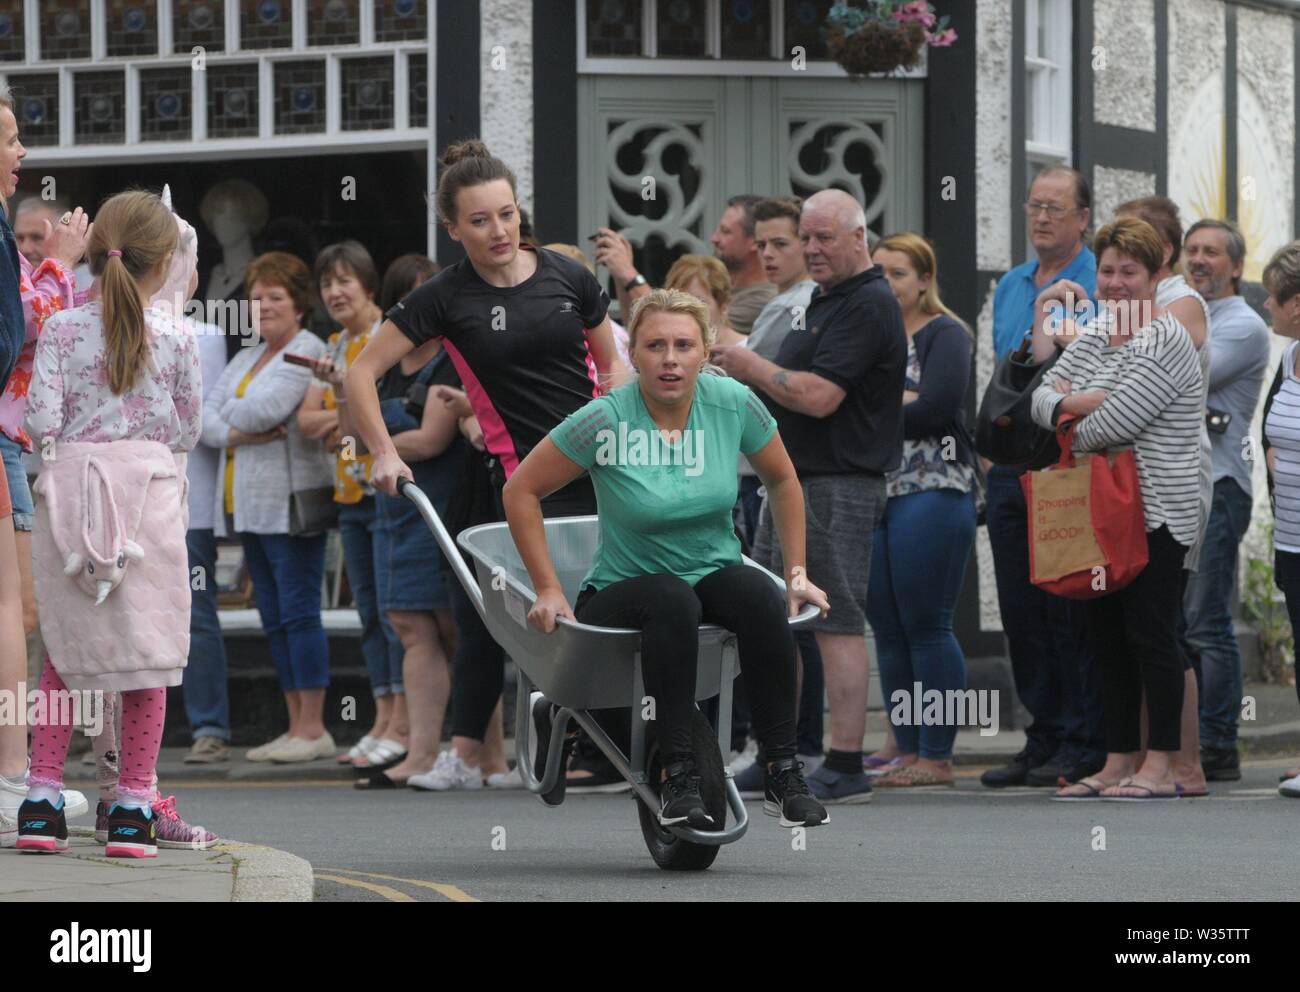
[374,488,449,612]
[0,432,34,531]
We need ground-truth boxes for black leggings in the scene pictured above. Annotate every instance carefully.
[446,474,596,741]
[1086,526,1188,753]
[574,565,798,761]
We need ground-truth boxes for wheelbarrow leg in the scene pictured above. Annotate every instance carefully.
[631,652,647,786]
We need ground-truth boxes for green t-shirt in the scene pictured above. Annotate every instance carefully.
[549,373,778,591]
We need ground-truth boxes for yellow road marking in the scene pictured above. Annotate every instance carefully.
[314,873,415,901]
[321,867,480,903]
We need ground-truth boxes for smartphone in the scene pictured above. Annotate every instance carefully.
[283,352,317,368]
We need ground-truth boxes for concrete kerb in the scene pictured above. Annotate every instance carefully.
[46,827,315,902]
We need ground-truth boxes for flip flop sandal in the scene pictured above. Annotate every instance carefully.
[1103,780,1180,801]
[338,734,378,765]
[1177,785,1210,798]
[352,738,408,772]
[353,770,409,790]
[1051,776,1111,802]
[874,765,954,788]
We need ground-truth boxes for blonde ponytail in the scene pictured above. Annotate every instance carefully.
[87,191,177,395]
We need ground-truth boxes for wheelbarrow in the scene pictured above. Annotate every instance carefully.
[397,478,818,871]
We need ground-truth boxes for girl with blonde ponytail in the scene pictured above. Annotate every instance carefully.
[15,189,201,858]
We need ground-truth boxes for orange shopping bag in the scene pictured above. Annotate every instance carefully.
[1020,417,1149,599]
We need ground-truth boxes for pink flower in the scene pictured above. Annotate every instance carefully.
[893,1,936,28]
[927,27,958,47]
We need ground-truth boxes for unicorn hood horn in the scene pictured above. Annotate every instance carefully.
[151,183,199,320]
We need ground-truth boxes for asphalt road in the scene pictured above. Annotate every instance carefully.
[148,758,1300,902]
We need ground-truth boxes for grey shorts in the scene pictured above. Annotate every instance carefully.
[751,473,886,635]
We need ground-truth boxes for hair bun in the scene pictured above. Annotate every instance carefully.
[439,139,492,167]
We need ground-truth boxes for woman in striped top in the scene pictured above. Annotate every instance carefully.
[1031,218,1204,801]
[1261,240,1300,799]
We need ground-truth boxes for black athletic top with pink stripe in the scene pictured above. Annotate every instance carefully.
[386,245,609,479]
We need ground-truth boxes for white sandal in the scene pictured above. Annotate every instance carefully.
[352,738,408,770]
[338,734,378,765]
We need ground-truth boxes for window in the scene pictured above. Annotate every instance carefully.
[0,0,431,152]
[580,0,851,74]
[1024,0,1072,167]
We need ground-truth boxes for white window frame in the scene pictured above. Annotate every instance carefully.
[0,0,431,162]
[576,0,927,78]
[1024,0,1072,167]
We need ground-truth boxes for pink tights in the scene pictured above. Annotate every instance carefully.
[28,657,165,807]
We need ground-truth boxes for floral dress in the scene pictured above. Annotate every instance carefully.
[887,340,977,499]
[24,302,202,452]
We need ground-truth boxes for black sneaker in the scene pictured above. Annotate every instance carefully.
[104,804,157,859]
[1057,752,1106,785]
[980,749,1035,788]
[567,738,631,794]
[1201,745,1242,782]
[763,758,829,827]
[660,759,714,828]
[1026,750,1079,787]
[15,798,68,853]
[530,692,578,807]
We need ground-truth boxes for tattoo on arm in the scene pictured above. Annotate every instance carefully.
[772,371,791,389]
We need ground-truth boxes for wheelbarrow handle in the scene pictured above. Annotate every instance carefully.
[397,476,487,622]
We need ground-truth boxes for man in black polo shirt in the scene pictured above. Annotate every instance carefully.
[714,189,906,805]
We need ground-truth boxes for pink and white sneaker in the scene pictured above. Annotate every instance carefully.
[151,795,219,850]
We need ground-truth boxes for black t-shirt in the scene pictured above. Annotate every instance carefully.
[765,266,907,476]
[385,245,609,477]
[376,350,460,403]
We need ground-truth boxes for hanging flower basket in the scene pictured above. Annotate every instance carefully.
[824,1,958,78]
[826,20,927,76]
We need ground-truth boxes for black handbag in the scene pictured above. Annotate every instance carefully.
[286,429,339,537]
[975,339,1062,470]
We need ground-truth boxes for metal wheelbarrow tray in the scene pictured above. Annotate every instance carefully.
[398,478,816,870]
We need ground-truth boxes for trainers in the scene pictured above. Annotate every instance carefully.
[95,800,110,843]
[659,758,714,828]
[726,739,759,776]
[0,767,88,821]
[246,733,290,762]
[980,748,1035,788]
[1026,750,1080,787]
[104,804,157,858]
[269,732,335,764]
[407,749,454,791]
[1201,745,1242,782]
[530,692,578,806]
[1279,772,1300,799]
[410,750,483,791]
[152,795,218,850]
[804,763,873,805]
[184,736,229,764]
[15,798,69,853]
[764,758,829,827]
[485,767,524,789]
[0,810,15,849]
[732,757,767,798]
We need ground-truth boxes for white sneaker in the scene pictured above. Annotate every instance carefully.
[727,739,759,776]
[246,734,291,762]
[1279,773,1300,798]
[486,767,524,789]
[0,766,88,820]
[410,750,483,791]
[269,734,333,764]
[407,750,453,791]
[0,810,16,849]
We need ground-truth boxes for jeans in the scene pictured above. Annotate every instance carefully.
[240,531,330,692]
[575,565,798,761]
[1184,479,1253,750]
[1088,527,1189,753]
[866,488,976,759]
[0,431,33,531]
[1272,549,1300,712]
[985,465,1103,765]
[338,497,404,697]
[183,529,230,741]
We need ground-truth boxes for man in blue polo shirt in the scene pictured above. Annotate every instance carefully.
[982,166,1104,789]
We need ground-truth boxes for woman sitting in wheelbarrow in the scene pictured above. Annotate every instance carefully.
[502,289,831,829]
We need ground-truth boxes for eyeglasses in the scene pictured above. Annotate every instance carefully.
[1024,201,1075,220]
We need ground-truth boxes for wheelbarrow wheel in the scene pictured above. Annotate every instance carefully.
[636,708,727,871]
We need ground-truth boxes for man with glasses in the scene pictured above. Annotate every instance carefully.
[982,167,1104,789]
